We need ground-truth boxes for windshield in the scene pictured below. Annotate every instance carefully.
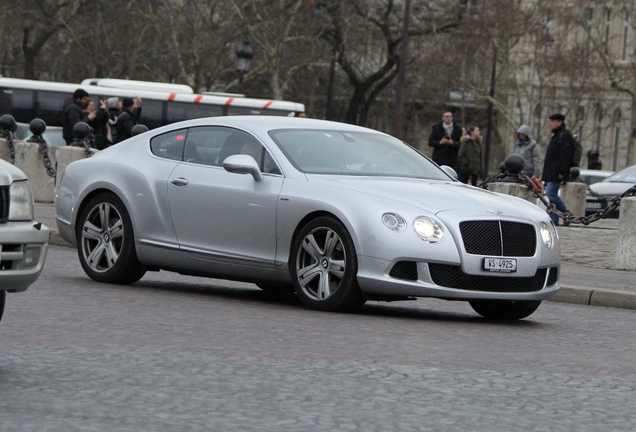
[269,129,451,180]
[606,165,636,183]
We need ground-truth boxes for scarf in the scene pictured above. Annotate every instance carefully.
[443,122,453,138]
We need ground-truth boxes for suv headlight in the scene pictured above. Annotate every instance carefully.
[413,216,445,243]
[9,180,34,221]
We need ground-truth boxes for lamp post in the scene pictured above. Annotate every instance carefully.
[235,40,254,94]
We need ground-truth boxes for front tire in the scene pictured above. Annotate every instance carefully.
[77,193,146,284]
[0,291,5,322]
[469,300,541,320]
[290,216,365,312]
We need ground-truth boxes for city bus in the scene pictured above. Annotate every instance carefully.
[0,77,305,130]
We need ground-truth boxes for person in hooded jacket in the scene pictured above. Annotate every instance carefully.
[105,97,121,145]
[512,124,542,178]
[62,88,91,145]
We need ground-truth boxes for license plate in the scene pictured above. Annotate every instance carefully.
[483,258,517,273]
[587,202,603,209]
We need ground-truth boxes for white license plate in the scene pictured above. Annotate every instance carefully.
[483,258,517,273]
[587,202,603,209]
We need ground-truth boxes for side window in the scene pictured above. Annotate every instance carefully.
[183,126,232,165]
[215,129,280,173]
[35,91,65,126]
[150,128,188,161]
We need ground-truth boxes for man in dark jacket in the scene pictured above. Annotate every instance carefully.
[428,111,462,171]
[115,97,142,143]
[542,112,576,224]
[62,89,91,145]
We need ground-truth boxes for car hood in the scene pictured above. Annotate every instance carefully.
[0,159,27,186]
[588,181,635,197]
[313,176,543,219]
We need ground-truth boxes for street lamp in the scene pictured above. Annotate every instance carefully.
[235,40,254,94]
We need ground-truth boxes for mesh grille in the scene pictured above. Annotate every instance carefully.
[459,221,536,257]
[429,263,547,293]
[389,261,418,281]
[0,187,8,223]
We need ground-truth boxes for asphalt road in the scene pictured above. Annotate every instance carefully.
[2,245,636,431]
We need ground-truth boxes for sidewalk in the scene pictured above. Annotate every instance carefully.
[35,203,636,310]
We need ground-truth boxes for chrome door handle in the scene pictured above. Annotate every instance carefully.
[171,177,189,186]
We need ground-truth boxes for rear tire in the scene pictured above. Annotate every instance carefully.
[290,216,365,312]
[77,193,146,284]
[469,300,541,320]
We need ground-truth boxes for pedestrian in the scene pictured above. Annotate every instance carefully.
[587,150,603,170]
[512,124,542,178]
[457,126,483,186]
[105,97,121,145]
[62,88,91,145]
[84,99,109,150]
[542,113,576,225]
[428,111,462,174]
[115,97,143,143]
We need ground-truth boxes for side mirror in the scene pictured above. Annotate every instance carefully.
[223,154,263,182]
[440,165,457,179]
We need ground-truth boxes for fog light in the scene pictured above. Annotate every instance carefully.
[22,245,41,269]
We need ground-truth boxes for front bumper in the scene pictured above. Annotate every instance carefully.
[0,221,49,292]
[357,255,559,301]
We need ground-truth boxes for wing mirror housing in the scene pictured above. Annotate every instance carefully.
[440,165,458,179]
[223,154,263,182]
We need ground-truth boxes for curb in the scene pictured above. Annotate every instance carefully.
[46,229,636,311]
[553,285,636,310]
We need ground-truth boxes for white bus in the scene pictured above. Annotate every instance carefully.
[0,77,305,130]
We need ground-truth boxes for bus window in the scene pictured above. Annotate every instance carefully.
[1,89,34,123]
[36,91,66,126]
[166,101,223,124]
[138,99,165,129]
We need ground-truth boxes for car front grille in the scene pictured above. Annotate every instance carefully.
[459,220,536,257]
[0,186,8,223]
[429,263,550,293]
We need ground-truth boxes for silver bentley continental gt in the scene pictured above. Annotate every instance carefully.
[56,116,560,320]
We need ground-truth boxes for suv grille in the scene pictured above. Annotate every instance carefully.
[0,186,8,223]
[459,221,536,257]
[429,263,548,293]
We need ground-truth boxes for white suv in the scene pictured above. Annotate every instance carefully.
[0,158,49,322]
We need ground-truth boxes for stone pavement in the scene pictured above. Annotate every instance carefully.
[35,203,636,311]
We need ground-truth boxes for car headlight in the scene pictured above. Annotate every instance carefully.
[9,180,35,221]
[540,222,554,249]
[413,216,444,243]
[382,213,407,232]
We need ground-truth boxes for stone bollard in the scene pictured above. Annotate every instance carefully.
[56,146,98,196]
[14,140,57,203]
[486,182,536,203]
[560,182,587,216]
[0,137,12,163]
[486,154,536,203]
[615,197,636,271]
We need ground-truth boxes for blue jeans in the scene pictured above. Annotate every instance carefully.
[545,181,569,224]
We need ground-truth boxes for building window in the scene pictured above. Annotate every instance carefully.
[622,11,630,61]
[612,108,622,170]
[605,9,612,49]
[595,105,603,152]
